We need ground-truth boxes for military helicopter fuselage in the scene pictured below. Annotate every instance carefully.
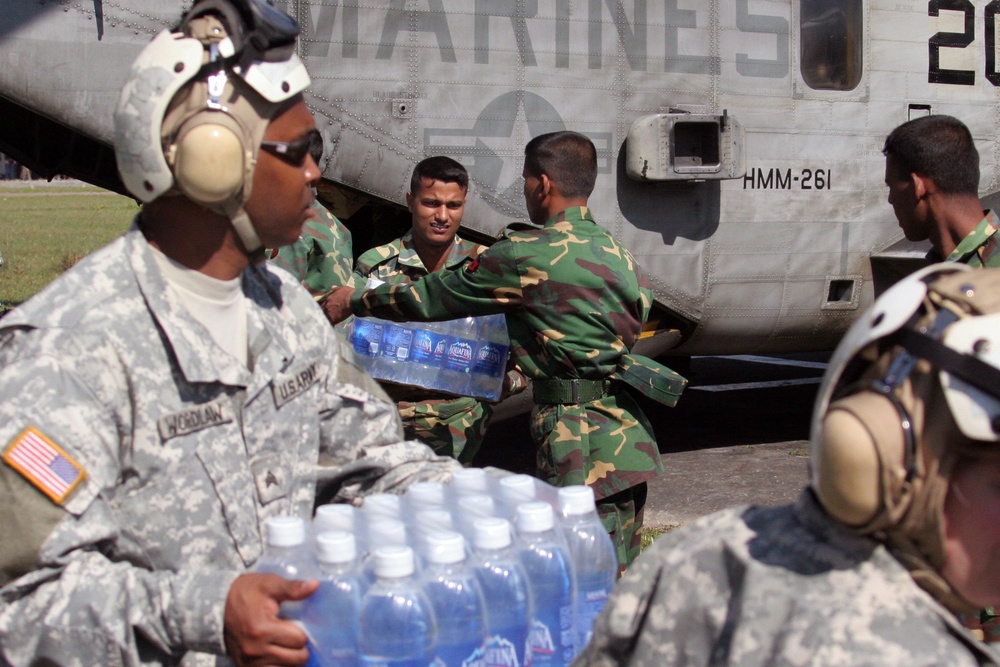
[1,1,996,355]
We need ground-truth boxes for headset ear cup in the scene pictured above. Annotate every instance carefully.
[813,392,908,527]
[169,112,249,204]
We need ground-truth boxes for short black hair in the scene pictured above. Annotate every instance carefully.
[410,155,468,194]
[882,115,979,196]
[524,131,597,199]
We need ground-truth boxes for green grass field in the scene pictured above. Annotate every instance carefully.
[0,184,138,311]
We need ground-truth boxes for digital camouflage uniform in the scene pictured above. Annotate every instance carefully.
[268,200,354,297]
[573,490,1000,667]
[0,224,459,667]
[945,209,1000,269]
[354,231,491,463]
[352,206,663,567]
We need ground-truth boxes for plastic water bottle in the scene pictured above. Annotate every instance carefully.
[421,532,488,667]
[469,314,510,401]
[256,516,322,667]
[516,502,575,667]
[313,504,357,538]
[379,323,417,385]
[409,321,448,391]
[256,516,317,600]
[439,316,479,396]
[471,518,533,667]
[498,475,537,521]
[557,486,617,656]
[362,493,404,522]
[451,467,490,498]
[412,509,457,560]
[350,318,386,377]
[358,546,437,667]
[304,531,367,667]
[456,493,497,542]
[405,481,448,514]
[359,518,411,582]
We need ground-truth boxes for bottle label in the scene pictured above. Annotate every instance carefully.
[444,338,474,373]
[411,328,446,365]
[526,610,574,667]
[360,658,428,667]
[352,320,384,357]
[381,325,414,361]
[482,635,521,667]
[472,342,506,379]
[577,588,610,642]
[436,641,487,667]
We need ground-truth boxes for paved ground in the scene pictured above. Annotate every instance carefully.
[645,440,809,529]
[477,353,826,531]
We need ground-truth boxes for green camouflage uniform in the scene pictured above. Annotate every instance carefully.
[268,200,354,297]
[354,231,491,464]
[945,209,1000,268]
[351,206,664,567]
[945,209,1000,643]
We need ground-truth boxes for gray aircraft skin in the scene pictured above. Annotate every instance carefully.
[0,1,992,356]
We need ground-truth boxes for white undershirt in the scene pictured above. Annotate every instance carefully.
[150,245,249,367]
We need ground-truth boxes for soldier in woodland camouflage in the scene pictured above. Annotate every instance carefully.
[574,265,1000,666]
[324,132,683,568]
[349,156,492,463]
[884,114,1000,268]
[884,114,1000,638]
[269,199,355,297]
[0,3,458,666]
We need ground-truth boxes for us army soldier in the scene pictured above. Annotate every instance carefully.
[574,264,1000,666]
[0,2,457,665]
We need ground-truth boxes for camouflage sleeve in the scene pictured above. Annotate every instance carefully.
[575,499,995,666]
[351,246,385,289]
[350,239,523,321]
[270,207,354,297]
[572,522,722,667]
[0,343,236,666]
[313,323,462,505]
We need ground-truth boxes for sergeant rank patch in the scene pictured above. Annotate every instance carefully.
[2,426,85,504]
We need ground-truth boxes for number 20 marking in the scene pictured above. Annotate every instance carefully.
[929,0,1000,86]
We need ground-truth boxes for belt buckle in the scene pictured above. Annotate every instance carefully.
[571,378,580,403]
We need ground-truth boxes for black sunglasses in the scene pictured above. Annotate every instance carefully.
[260,129,324,167]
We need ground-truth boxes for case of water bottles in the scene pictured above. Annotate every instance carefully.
[257,470,619,667]
[349,313,510,402]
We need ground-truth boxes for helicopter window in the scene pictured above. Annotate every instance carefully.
[799,0,863,90]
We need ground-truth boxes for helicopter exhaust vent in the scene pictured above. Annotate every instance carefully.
[625,111,745,182]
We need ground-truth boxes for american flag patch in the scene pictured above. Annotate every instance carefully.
[2,427,85,504]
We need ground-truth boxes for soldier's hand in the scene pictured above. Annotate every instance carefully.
[502,367,529,399]
[223,572,319,667]
[321,287,355,325]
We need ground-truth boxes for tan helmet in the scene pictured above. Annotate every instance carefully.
[113,0,311,255]
[810,263,1000,609]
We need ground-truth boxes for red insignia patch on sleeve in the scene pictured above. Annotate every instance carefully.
[466,259,480,273]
